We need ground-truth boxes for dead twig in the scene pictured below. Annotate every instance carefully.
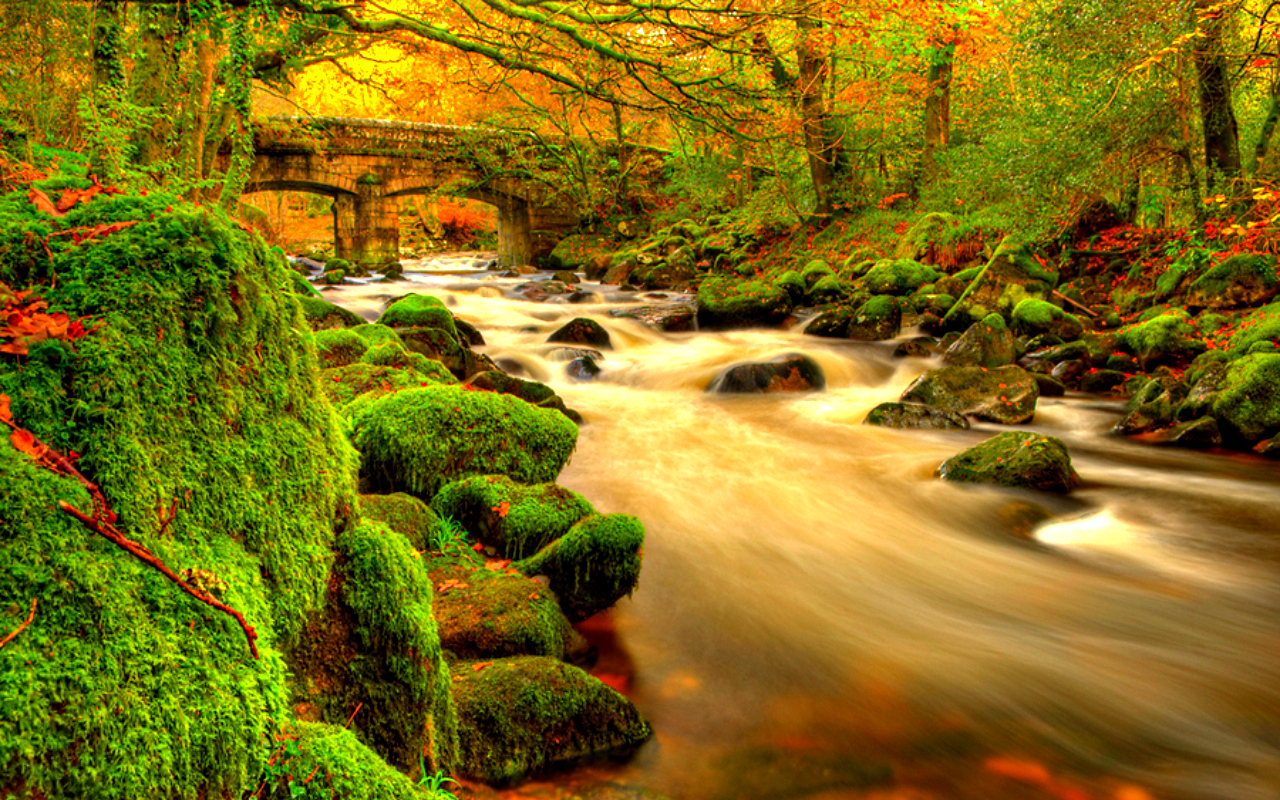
[1053,289,1100,319]
[0,598,37,649]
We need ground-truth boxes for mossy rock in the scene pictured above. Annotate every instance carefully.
[552,269,579,284]
[430,475,596,561]
[512,513,645,623]
[465,371,582,424]
[395,326,469,379]
[1227,302,1280,354]
[896,211,960,263]
[1208,353,1280,444]
[799,259,835,288]
[706,353,826,393]
[938,431,1080,493]
[1011,298,1083,340]
[1185,253,1279,309]
[862,258,941,296]
[1115,311,1206,369]
[429,564,587,662]
[695,276,792,329]
[774,270,805,303]
[290,271,323,298]
[452,656,651,784]
[547,233,619,272]
[0,195,365,798]
[805,296,901,341]
[320,362,448,407]
[319,268,347,285]
[376,293,458,333]
[632,254,696,290]
[942,314,1016,369]
[901,364,1040,424]
[260,722,432,800]
[352,385,579,499]
[548,317,612,349]
[807,273,856,304]
[939,238,1057,332]
[350,323,403,347]
[299,295,366,330]
[360,492,442,552]
[863,402,970,430]
[360,340,453,379]
[314,327,371,368]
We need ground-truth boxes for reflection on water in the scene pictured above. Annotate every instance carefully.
[321,256,1280,800]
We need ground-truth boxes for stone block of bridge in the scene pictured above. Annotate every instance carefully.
[332,181,399,266]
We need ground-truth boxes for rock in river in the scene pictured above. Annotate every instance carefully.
[938,431,1080,493]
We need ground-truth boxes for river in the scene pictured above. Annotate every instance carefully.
[320,253,1280,800]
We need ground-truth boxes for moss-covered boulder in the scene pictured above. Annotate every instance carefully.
[300,295,366,330]
[512,513,645,622]
[377,293,457,332]
[775,270,805,304]
[1115,311,1206,369]
[547,233,619,273]
[807,274,857,305]
[806,296,902,341]
[1185,253,1279,310]
[267,722,435,800]
[1227,302,1280,353]
[464,371,582,424]
[800,259,835,288]
[430,475,596,561]
[862,258,941,296]
[360,492,442,552]
[696,276,793,329]
[939,238,1057,331]
[607,301,697,332]
[1207,353,1280,444]
[942,314,1016,368]
[1011,298,1083,340]
[938,431,1080,493]
[706,353,826,393]
[314,327,371,368]
[429,565,587,662]
[862,402,970,430]
[0,194,398,797]
[548,317,612,349]
[452,656,651,784]
[320,362,452,407]
[352,385,579,499]
[361,340,453,378]
[901,364,1040,424]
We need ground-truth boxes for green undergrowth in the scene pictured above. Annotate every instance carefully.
[261,722,444,800]
[430,475,596,560]
[0,190,361,797]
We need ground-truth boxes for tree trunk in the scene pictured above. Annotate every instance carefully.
[797,16,837,218]
[184,33,219,194]
[92,0,125,96]
[1192,0,1241,190]
[920,36,955,187]
[131,8,181,168]
[1252,87,1280,176]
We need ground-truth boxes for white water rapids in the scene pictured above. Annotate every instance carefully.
[323,254,1280,800]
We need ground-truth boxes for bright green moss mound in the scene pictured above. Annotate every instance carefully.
[431,475,596,560]
[320,363,442,408]
[361,340,451,378]
[937,431,1080,493]
[513,513,644,622]
[1228,302,1280,353]
[1210,353,1280,443]
[799,259,835,287]
[696,276,792,329]
[262,722,439,800]
[360,492,442,552]
[0,194,359,797]
[452,656,651,784]
[377,293,457,334]
[315,327,371,368]
[351,323,404,346]
[1185,253,1279,309]
[1116,311,1205,368]
[862,258,940,296]
[352,386,579,499]
[299,295,365,330]
[1011,298,1083,340]
[334,521,456,770]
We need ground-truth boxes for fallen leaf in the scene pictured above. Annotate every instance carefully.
[10,428,45,459]
[472,662,493,672]
[492,501,510,518]
[27,187,64,218]
[485,558,512,571]
[0,394,9,423]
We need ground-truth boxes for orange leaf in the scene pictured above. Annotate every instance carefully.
[0,393,10,423]
[472,661,493,672]
[492,501,509,518]
[10,428,44,459]
[27,187,64,218]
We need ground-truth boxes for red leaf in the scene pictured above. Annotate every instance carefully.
[0,393,10,423]
[10,428,44,458]
[492,501,509,518]
[27,187,64,218]
[472,662,494,672]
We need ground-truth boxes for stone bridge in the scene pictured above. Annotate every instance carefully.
[235,116,583,266]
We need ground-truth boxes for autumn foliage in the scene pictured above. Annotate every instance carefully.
[0,283,100,355]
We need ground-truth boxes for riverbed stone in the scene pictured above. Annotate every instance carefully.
[431,475,597,561]
[1011,298,1084,340]
[937,431,1080,493]
[1115,311,1206,369]
[465,370,582,424]
[900,364,1040,424]
[806,296,902,341]
[1207,352,1280,444]
[1185,253,1279,310]
[548,317,612,349]
[939,238,1059,331]
[512,513,645,622]
[1149,416,1222,448]
[696,275,793,328]
[351,385,579,499]
[608,301,697,332]
[452,656,652,784]
[707,353,826,393]
[862,402,970,430]
[567,355,602,380]
[430,564,588,662]
[942,314,1016,368]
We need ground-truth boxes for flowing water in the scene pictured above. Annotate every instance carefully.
[321,253,1280,800]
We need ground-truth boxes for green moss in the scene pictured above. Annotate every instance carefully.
[261,722,434,800]
[431,475,596,561]
[350,323,404,347]
[361,340,450,377]
[331,521,455,769]
[352,386,579,499]
[321,363,445,408]
[775,270,805,302]
[512,513,644,622]
[695,276,792,328]
[937,431,1079,493]
[315,327,371,368]
[0,193,359,797]
[799,259,835,288]
[1209,353,1280,443]
[452,656,651,784]
[360,492,442,552]
[299,295,366,330]
[377,294,457,335]
[464,371,580,424]
[1228,302,1280,354]
[1185,253,1279,309]
[1011,298,1083,339]
[862,258,940,296]
[290,272,322,298]
[1116,312,1206,369]
[429,565,584,661]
